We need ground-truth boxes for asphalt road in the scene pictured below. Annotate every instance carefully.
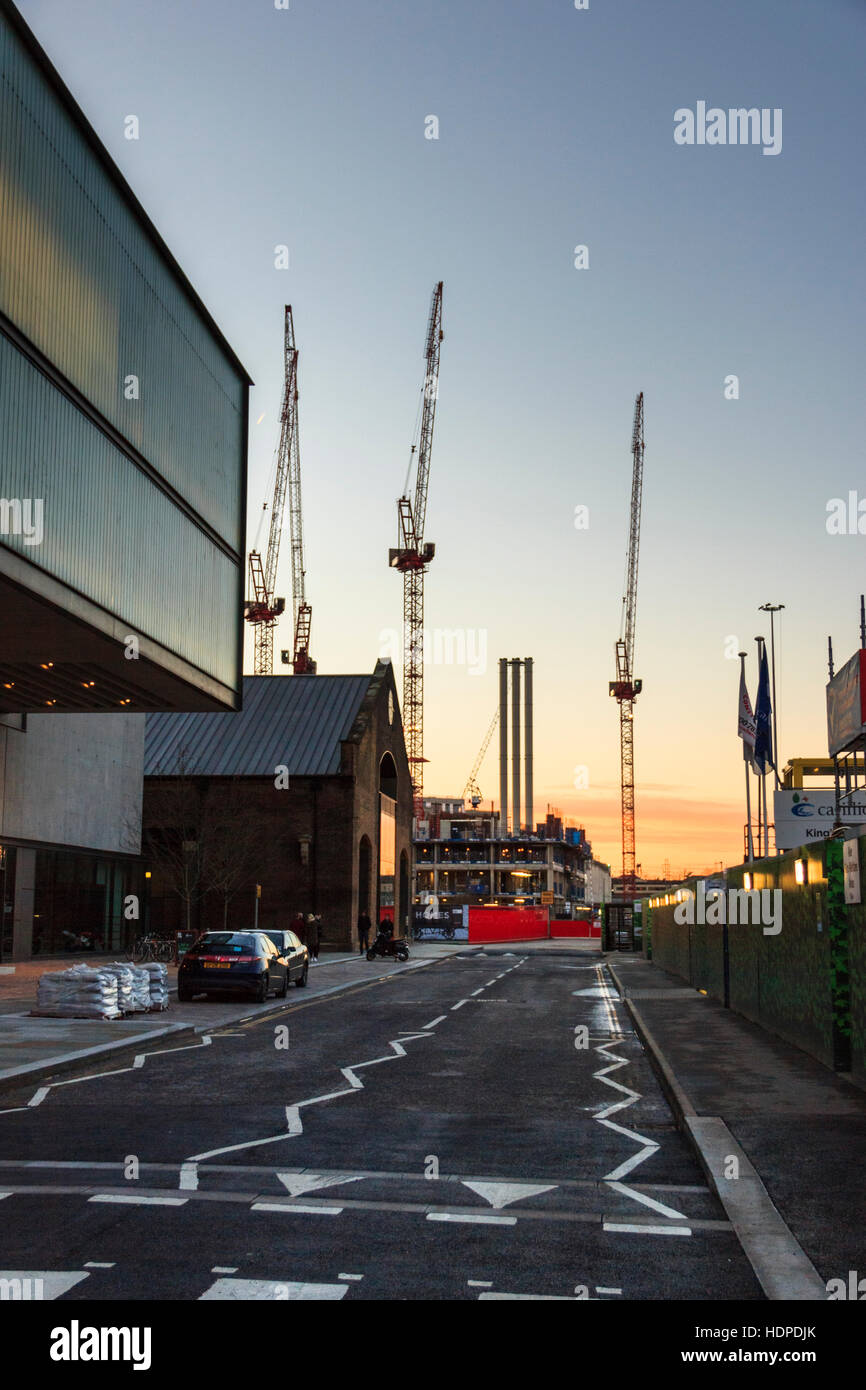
[0,951,764,1301]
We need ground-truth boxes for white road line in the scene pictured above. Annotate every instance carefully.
[211,1266,238,1274]
[89,1194,188,1207]
[84,1262,116,1269]
[179,1163,199,1191]
[200,1278,347,1301]
[603,1222,692,1237]
[451,1000,468,1010]
[478,1291,582,1301]
[470,988,485,997]
[0,1035,214,1117]
[595,1286,622,1295]
[338,1273,363,1281]
[484,980,498,988]
[0,1192,11,1200]
[422,1016,447,1028]
[427,1212,517,1226]
[252,1202,343,1216]
[0,1270,89,1298]
[467,1280,493,1287]
[606,1180,688,1221]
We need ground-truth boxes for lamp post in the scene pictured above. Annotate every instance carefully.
[758,603,784,791]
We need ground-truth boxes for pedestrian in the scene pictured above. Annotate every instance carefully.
[357,911,372,954]
[291,911,306,947]
[306,912,320,963]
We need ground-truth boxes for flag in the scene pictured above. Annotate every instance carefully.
[738,667,757,758]
[753,646,774,774]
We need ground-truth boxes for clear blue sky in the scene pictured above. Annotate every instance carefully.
[21,0,866,871]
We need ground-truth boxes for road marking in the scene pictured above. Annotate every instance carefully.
[277,1172,363,1198]
[252,1202,343,1216]
[89,1194,189,1207]
[84,1262,115,1269]
[422,1015,446,1028]
[606,1180,687,1221]
[0,1270,89,1298]
[0,1035,214,1117]
[470,988,485,996]
[200,1278,347,1300]
[211,1266,238,1274]
[596,1286,622,1295]
[462,1180,558,1210]
[451,1000,468,1010]
[468,1279,493,1287]
[478,1291,582,1300]
[179,1163,199,1191]
[427,1212,517,1226]
[339,1273,363,1281]
[0,1191,11,1200]
[603,1222,692,1236]
[484,980,499,988]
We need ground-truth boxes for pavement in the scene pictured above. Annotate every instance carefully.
[607,954,866,1300]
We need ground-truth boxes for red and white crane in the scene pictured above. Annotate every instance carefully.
[389,281,444,819]
[245,304,316,675]
[609,392,645,904]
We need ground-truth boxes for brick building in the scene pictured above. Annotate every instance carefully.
[142,662,412,950]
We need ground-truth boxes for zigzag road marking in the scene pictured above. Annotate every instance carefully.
[590,970,691,1234]
[0,1036,213,1117]
[187,1034,432,1164]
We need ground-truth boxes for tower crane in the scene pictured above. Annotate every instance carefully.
[609,392,645,907]
[244,305,316,675]
[389,281,444,820]
[463,709,500,808]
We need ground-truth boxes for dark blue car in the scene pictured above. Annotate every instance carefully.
[177,930,308,1002]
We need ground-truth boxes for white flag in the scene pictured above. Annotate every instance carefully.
[738,668,757,756]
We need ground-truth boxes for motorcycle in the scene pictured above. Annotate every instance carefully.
[366,927,409,963]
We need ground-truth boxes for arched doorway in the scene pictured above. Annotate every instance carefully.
[378,754,398,922]
[399,851,410,933]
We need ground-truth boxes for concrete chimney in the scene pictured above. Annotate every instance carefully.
[511,658,521,836]
[499,658,509,837]
[524,657,533,836]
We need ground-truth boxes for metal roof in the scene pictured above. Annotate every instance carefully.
[144,674,374,778]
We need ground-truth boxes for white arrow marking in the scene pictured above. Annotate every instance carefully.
[461,1180,558,1209]
[0,1270,89,1298]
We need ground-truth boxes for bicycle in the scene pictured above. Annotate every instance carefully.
[130,934,175,964]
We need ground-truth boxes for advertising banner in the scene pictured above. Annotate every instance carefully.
[773,789,866,848]
[827,650,866,755]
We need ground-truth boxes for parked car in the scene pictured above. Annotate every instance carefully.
[177,930,307,1002]
[263,929,310,987]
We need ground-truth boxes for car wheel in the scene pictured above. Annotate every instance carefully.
[278,969,289,998]
[295,963,308,988]
[256,973,269,1003]
[177,983,192,1002]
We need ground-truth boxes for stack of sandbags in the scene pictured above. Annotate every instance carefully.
[103,964,151,1013]
[142,961,169,1011]
[32,965,121,1020]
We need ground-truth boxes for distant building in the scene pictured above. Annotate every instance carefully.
[0,0,250,958]
[143,665,412,948]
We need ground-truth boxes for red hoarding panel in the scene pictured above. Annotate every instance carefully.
[468,907,548,942]
[827,649,866,755]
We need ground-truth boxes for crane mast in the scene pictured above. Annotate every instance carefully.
[609,392,645,907]
[245,305,315,675]
[389,282,444,820]
[463,708,500,808]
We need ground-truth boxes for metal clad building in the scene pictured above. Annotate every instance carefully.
[0,0,250,712]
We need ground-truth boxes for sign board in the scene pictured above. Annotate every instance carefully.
[774,789,866,848]
[541,891,554,905]
[827,650,866,755]
[844,840,862,904]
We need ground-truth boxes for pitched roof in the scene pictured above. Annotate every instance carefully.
[144,673,375,778]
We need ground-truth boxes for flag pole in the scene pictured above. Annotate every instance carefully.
[756,636,770,857]
[739,652,755,861]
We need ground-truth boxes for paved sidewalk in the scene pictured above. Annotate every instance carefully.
[607,954,866,1299]
[0,943,466,1086]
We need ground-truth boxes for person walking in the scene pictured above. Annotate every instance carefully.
[291,912,306,947]
[357,911,372,955]
[306,912,320,964]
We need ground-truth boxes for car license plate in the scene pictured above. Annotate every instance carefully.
[203,962,231,969]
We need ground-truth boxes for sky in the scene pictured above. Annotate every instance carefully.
[19,0,866,876]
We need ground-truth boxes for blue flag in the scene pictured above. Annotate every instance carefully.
[753,646,774,774]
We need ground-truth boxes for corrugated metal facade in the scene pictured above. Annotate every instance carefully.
[145,676,374,778]
[0,12,245,550]
[0,333,238,686]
